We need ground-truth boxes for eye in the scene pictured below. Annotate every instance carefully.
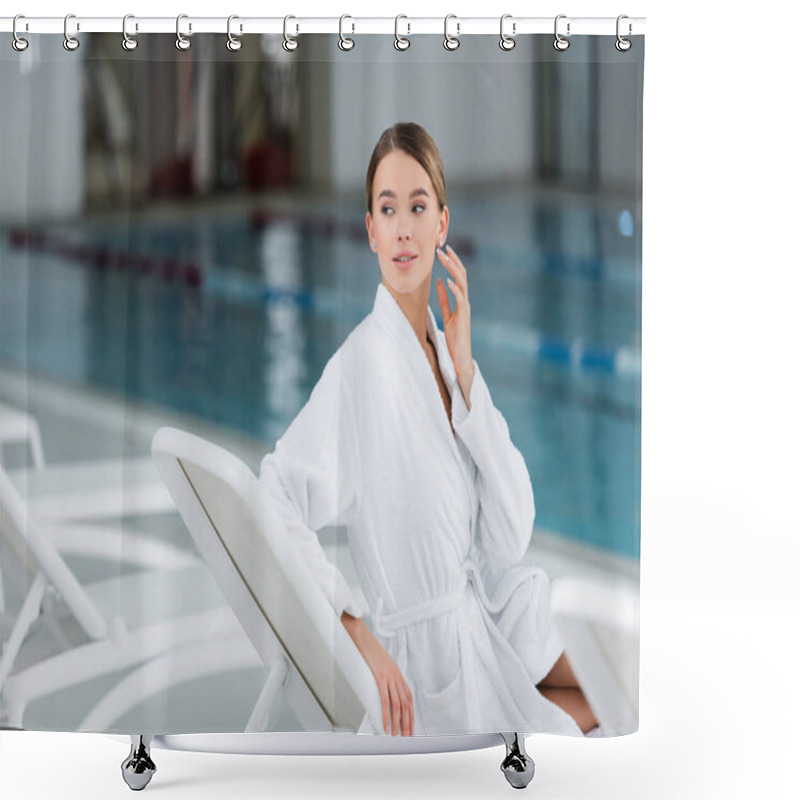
[381,205,394,216]
[413,204,425,213]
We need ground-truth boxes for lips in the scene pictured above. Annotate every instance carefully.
[393,253,417,270]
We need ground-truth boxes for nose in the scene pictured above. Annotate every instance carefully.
[396,218,411,240]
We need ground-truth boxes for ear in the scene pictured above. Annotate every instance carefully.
[365,211,374,249]
[438,205,450,247]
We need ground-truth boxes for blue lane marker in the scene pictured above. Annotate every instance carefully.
[538,337,572,365]
[260,286,313,308]
[579,346,618,373]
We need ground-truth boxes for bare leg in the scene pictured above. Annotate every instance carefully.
[538,687,598,733]
[538,653,598,733]
[539,652,579,688]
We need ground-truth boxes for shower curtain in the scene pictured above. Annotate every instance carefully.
[0,27,643,739]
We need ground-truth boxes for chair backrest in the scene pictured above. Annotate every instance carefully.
[151,427,382,734]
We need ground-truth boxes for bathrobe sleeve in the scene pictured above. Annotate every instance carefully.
[259,353,364,620]
[451,360,535,569]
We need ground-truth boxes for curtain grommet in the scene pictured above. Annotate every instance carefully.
[175,14,191,51]
[394,15,410,51]
[554,15,570,51]
[63,13,80,51]
[339,14,355,51]
[122,14,138,51]
[444,14,460,51]
[227,15,242,52]
[12,14,29,52]
[283,15,299,52]
[499,14,515,51]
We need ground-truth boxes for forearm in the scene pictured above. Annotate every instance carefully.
[456,362,475,412]
[341,610,369,647]
[340,611,414,735]
[453,363,535,563]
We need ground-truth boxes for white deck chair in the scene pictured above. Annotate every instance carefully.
[5,455,175,523]
[0,403,45,471]
[150,426,384,736]
[550,575,639,736]
[0,464,245,730]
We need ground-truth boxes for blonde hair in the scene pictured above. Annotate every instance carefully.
[365,123,446,214]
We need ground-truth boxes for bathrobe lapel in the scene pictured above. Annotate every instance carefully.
[424,308,480,506]
[371,284,478,523]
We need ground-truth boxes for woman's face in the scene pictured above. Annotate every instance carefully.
[366,150,448,298]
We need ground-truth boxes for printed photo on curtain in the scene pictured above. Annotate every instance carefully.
[0,21,643,764]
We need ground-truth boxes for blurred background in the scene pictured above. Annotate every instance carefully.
[1,32,641,731]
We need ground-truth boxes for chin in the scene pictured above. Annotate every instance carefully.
[381,262,431,297]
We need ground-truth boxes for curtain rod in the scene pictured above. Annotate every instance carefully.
[1,16,646,37]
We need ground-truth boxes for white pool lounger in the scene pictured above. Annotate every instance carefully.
[144,428,527,791]
[6,456,174,523]
[0,465,242,732]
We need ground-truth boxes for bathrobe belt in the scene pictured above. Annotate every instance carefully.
[371,557,512,638]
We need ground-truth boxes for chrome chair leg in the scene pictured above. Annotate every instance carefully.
[121,735,156,791]
[500,732,535,789]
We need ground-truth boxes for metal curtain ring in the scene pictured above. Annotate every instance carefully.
[63,13,79,51]
[227,15,242,52]
[394,15,410,51]
[339,15,355,50]
[554,14,570,51]
[444,14,460,51]
[283,15,298,52]
[616,15,632,51]
[122,14,138,51]
[176,14,191,50]
[12,14,29,52]
[499,14,515,51]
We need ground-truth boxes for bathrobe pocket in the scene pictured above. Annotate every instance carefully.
[415,622,468,735]
[416,663,467,735]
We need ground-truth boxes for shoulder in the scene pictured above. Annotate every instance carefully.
[332,313,385,377]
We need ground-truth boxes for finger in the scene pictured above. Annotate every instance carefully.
[398,683,409,736]
[436,278,452,325]
[389,682,401,736]
[437,246,465,283]
[447,278,467,308]
[444,245,467,285]
[379,682,391,734]
[446,244,467,276]
[404,686,415,736]
[440,248,468,297]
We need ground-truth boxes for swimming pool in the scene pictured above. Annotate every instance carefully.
[0,188,640,559]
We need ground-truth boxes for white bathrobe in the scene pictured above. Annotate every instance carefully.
[259,283,581,737]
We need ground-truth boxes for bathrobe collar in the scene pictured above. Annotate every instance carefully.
[372,281,457,399]
[372,281,474,467]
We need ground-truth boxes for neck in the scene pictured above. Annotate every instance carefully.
[383,277,431,349]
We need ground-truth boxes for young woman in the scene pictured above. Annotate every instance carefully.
[259,122,597,738]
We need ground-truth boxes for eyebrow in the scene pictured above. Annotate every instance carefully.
[377,188,430,201]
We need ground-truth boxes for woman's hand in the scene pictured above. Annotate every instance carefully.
[341,613,414,736]
[435,244,474,409]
